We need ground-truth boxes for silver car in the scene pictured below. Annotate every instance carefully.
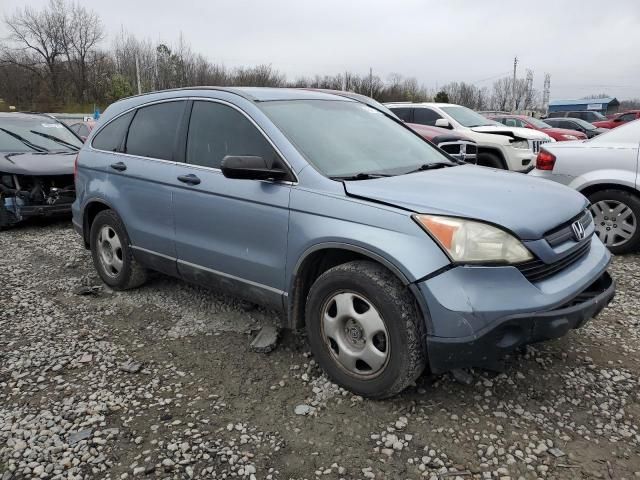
[530,120,640,254]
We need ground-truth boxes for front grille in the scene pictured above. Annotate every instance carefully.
[529,139,552,154]
[438,141,477,163]
[439,143,460,155]
[545,210,593,247]
[516,240,591,282]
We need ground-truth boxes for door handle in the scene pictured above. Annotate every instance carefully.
[177,174,201,185]
[110,162,127,172]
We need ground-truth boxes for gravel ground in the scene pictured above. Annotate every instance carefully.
[1,219,639,480]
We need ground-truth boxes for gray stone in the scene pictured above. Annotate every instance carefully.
[250,325,279,353]
[68,429,92,445]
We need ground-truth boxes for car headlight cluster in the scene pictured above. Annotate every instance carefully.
[414,215,533,263]
[511,139,530,150]
[561,134,578,140]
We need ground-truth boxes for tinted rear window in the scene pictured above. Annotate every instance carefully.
[92,112,134,152]
[413,108,442,126]
[390,107,413,122]
[125,101,185,160]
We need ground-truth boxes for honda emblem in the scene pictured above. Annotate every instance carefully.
[571,220,585,241]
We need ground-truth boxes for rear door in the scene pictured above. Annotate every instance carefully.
[110,100,187,275]
[172,99,291,309]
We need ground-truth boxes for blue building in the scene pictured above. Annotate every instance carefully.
[548,97,620,115]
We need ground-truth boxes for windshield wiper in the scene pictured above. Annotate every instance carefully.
[404,162,456,174]
[330,172,393,181]
[30,130,80,151]
[0,128,49,152]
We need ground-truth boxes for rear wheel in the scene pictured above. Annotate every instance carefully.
[588,189,640,254]
[90,209,148,289]
[305,260,426,398]
[477,152,505,169]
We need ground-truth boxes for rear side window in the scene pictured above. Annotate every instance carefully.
[125,101,185,160]
[186,101,278,169]
[92,111,134,152]
[413,108,442,126]
[390,108,413,122]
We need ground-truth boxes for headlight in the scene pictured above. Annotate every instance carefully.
[561,134,578,140]
[511,139,530,149]
[414,215,533,263]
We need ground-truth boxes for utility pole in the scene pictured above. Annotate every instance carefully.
[135,54,142,95]
[369,67,373,98]
[512,56,518,112]
[542,73,551,116]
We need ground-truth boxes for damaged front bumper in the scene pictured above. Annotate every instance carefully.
[0,173,75,227]
[416,235,614,373]
[425,272,614,372]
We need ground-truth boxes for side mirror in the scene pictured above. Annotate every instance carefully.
[221,155,289,181]
[435,118,452,129]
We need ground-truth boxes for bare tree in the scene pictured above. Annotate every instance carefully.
[61,2,104,101]
[2,0,67,100]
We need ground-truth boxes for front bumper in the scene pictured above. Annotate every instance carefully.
[416,235,614,373]
[425,271,614,372]
[0,200,73,227]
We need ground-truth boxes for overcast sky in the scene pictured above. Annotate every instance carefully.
[2,0,640,100]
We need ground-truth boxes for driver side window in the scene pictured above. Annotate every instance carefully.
[186,101,279,169]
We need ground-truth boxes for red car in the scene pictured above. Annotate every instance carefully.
[488,114,587,141]
[593,110,640,129]
[406,123,477,163]
[69,120,96,142]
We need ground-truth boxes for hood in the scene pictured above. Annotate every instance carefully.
[343,165,588,240]
[407,123,473,143]
[471,125,550,140]
[0,151,76,176]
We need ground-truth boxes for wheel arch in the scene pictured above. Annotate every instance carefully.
[578,182,640,199]
[82,198,116,247]
[287,243,430,331]
[476,147,508,169]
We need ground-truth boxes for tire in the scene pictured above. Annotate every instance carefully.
[588,189,640,254]
[89,209,148,290]
[305,260,426,399]
[477,152,506,170]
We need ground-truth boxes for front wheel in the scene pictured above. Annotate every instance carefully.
[588,189,640,254]
[305,261,426,398]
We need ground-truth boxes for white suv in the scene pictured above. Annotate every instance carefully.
[386,103,553,172]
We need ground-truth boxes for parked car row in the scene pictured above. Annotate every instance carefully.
[387,103,552,171]
[3,89,637,398]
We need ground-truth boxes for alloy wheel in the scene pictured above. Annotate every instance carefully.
[590,200,637,247]
[320,291,390,378]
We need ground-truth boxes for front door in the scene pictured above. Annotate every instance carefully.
[172,100,291,309]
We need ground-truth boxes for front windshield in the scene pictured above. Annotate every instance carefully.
[591,112,606,120]
[0,116,82,153]
[440,106,501,128]
[260,100,451,177]
[527,117,552,129]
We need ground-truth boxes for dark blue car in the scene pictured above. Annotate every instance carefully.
[72,88,614,398]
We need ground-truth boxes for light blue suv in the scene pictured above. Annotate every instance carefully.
[73,88,615,398]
